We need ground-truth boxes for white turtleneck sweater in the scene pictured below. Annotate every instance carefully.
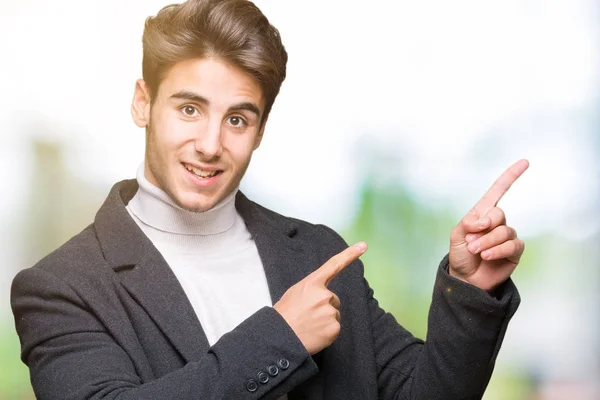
[125,164,274,347]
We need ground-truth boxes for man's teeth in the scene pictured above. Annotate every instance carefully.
[185,164,219,178]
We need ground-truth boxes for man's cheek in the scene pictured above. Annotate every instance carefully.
[172,121,201,143]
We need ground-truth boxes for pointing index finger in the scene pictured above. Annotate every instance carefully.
[474,159,529,214]
[311,242,368,286]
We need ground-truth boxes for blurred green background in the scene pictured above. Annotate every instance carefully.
[1,0,599,399]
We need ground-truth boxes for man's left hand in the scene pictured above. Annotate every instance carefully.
[448,159,529,293]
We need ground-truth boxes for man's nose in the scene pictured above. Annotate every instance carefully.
[194,119,223,159]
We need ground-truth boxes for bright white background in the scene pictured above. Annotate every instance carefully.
[1,0,598,234]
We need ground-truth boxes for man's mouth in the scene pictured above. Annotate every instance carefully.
[183,163,222,178]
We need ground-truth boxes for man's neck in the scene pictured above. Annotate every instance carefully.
[127,163,238,236]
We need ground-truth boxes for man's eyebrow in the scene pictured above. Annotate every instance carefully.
[229,102,261,118]
[169,90,209,104]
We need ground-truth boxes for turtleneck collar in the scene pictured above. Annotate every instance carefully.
[127,163,238,236]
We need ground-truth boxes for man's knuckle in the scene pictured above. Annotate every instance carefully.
[326,321,341,337]
[499,225,512,237]
[510,240,519,253]
[333,321,341,332]
[327,307,338,318]
[318,291,334,304]
[331,294,340,306]
[498,208,507,223]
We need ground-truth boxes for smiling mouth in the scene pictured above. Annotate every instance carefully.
[183,163,222,178]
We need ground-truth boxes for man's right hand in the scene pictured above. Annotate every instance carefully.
[273,242,368,355]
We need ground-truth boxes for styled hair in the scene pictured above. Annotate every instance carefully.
[142,0,288,122]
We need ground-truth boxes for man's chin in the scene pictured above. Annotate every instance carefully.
[172,193,218,213]
[180,200,216,213]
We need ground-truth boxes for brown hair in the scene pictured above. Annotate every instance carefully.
[142,0,288,123]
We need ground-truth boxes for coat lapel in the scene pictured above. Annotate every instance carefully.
[95,181,323,398]
[116,251,209,363]
[95,180,209,363]
[235,192,317,304]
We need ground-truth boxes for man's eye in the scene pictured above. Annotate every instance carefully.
[228,116,247,128]
[181,105,199,117]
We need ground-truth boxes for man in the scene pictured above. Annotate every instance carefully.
[11,0,528,399]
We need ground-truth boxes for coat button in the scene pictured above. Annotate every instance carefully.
[257,371,269,384]
[267,364,279,376]
[277,358,290,370]
[246,379,258,392]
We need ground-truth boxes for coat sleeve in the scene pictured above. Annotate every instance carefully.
[318,225,520,400]
[369,255,520,399]
[11,266,317,400]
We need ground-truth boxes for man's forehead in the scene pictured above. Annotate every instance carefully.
[157,58,264,109]
[165,58,261,92]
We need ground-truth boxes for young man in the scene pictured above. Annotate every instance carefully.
[11,0,528,399]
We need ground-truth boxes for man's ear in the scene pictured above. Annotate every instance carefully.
[253,116,268,150]
[131,79,151,128]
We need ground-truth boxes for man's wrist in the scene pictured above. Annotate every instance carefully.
[447,264,469,283]
[447,264,500,296]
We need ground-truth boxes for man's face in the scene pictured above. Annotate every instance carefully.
[131,57,266,212]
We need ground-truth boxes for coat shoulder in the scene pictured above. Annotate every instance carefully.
[247,199,353,264]
[24,223,107,280]
[250,200,347,243]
